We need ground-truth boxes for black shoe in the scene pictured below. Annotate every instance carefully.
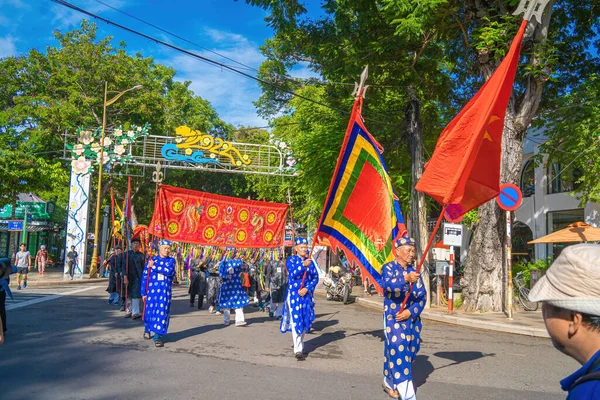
[190,303,194,307]
[119,305,125,312]
[295,352,305,361]
[269,311,274,318]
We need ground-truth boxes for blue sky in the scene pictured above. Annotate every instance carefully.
[0,0,321,128]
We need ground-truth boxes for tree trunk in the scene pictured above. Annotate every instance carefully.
[462,7,553,311]
[407,90,431,308]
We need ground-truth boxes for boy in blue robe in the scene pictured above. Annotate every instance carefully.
[379,236,426,400]
[280,237,319,361]
[141,240,176,348]
[218,259,249,326]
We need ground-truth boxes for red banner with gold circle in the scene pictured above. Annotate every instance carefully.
[148,185,288,248]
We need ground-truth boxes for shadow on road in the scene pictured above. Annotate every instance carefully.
[304,329,347,356]
[433,351,496,370]
[168,322,226,342]
[347,329,385,341]
[413,355,435,388]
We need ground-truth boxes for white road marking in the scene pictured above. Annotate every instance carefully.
[6,286,102,310]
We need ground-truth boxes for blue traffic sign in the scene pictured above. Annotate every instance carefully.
[8,221,23,231]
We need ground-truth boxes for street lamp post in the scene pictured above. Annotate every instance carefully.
[89,82,142,278]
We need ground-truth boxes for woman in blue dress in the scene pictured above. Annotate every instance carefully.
[218,259,249,326]
[141,240,176,347]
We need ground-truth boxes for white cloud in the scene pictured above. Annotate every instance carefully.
[161,28,268,128]
[50,0,127,29]
[0,35,17,58]
[0,0,28,9]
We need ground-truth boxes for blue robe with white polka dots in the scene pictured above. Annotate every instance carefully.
[141,255,176,336]
[280,255,319,335]
[218,260,249,309]
[379,261,426,386]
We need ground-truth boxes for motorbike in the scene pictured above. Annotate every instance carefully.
[323,266,353,304]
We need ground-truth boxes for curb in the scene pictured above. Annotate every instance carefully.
[315,289,549,338]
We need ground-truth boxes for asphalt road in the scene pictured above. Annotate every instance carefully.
[0,284,576,400]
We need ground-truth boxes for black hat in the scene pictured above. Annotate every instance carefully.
[0,258,10,279]
[114,245,122,250]
[130,238,141,244]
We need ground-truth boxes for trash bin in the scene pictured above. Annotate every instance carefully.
[530,269,545,289]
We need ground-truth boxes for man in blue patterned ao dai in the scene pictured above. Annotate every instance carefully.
[379,236,426,400]
[141,240,176,348]
[280,237,319,361]
[218,259,249,327]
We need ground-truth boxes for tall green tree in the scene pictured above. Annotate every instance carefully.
[0,21,231,218]
[247,0,600,311]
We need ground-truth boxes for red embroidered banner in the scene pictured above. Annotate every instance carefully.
[148,185,288,248]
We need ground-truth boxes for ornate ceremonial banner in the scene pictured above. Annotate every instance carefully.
[148,185,288,248]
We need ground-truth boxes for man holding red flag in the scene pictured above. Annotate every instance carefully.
[379,236,426,400]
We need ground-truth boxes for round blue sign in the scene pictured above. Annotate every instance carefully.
[496,183,522,211]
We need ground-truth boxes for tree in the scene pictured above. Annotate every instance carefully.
[246,0,600,311]
[535,74,600,205]
[0,21,231,220]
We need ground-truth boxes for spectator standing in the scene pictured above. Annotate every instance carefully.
[36,245,48,275]
[66,245,79,280]
[15,243,31,290]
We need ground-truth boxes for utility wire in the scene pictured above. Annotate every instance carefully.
[91,0,259,74]
[92,0,414,90]
[51,0,401,127]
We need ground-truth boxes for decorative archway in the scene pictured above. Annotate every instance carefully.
[62,125,296,275]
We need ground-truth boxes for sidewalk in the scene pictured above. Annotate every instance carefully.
[8,267,107,287]
[315,284,549,338]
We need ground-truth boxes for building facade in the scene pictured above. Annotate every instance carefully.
[0,193,65,263]
[514,137,600,261]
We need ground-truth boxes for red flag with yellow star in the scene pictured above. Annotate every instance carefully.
[415,20,528,219]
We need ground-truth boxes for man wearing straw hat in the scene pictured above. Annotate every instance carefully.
[141,239,176,347]
[280,237,319,361]
[380,236,426,400]
[529,243,600,399]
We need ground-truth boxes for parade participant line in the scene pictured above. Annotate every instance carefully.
[6,286,102,311]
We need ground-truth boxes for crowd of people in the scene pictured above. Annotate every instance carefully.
[0,237,599,399]
[100,237,312,354]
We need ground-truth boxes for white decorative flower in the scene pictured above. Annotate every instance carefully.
[127,130,135,137]
[113,129,123,137]
[279,142,287,149]
[101,137,112,147]
[73,144,84,156]
[71,156,91,174]
[114,144,126,155]
[79,131,93,144]
[136,126,142,132]
[120,138,129,144]
[90,142,101,153]
[97,152,110,165]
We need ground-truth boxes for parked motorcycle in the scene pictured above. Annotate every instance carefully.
[323,266,353,304]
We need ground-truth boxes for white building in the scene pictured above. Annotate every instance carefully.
[514,135,600,261]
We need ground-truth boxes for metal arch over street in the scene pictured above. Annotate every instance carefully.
[62,127,296,178]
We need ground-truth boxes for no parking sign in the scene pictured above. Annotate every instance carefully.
[496,183,522,211]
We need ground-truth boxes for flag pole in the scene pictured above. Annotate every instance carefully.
[399,205,447,313]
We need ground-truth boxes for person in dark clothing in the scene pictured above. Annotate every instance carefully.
[66,246,78,280]
[0,257,16,343]
[265,259,287,319]
[206,261,222,314]
[104,246,122,305]
[119,238,146,319]
[189,259,207,309]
